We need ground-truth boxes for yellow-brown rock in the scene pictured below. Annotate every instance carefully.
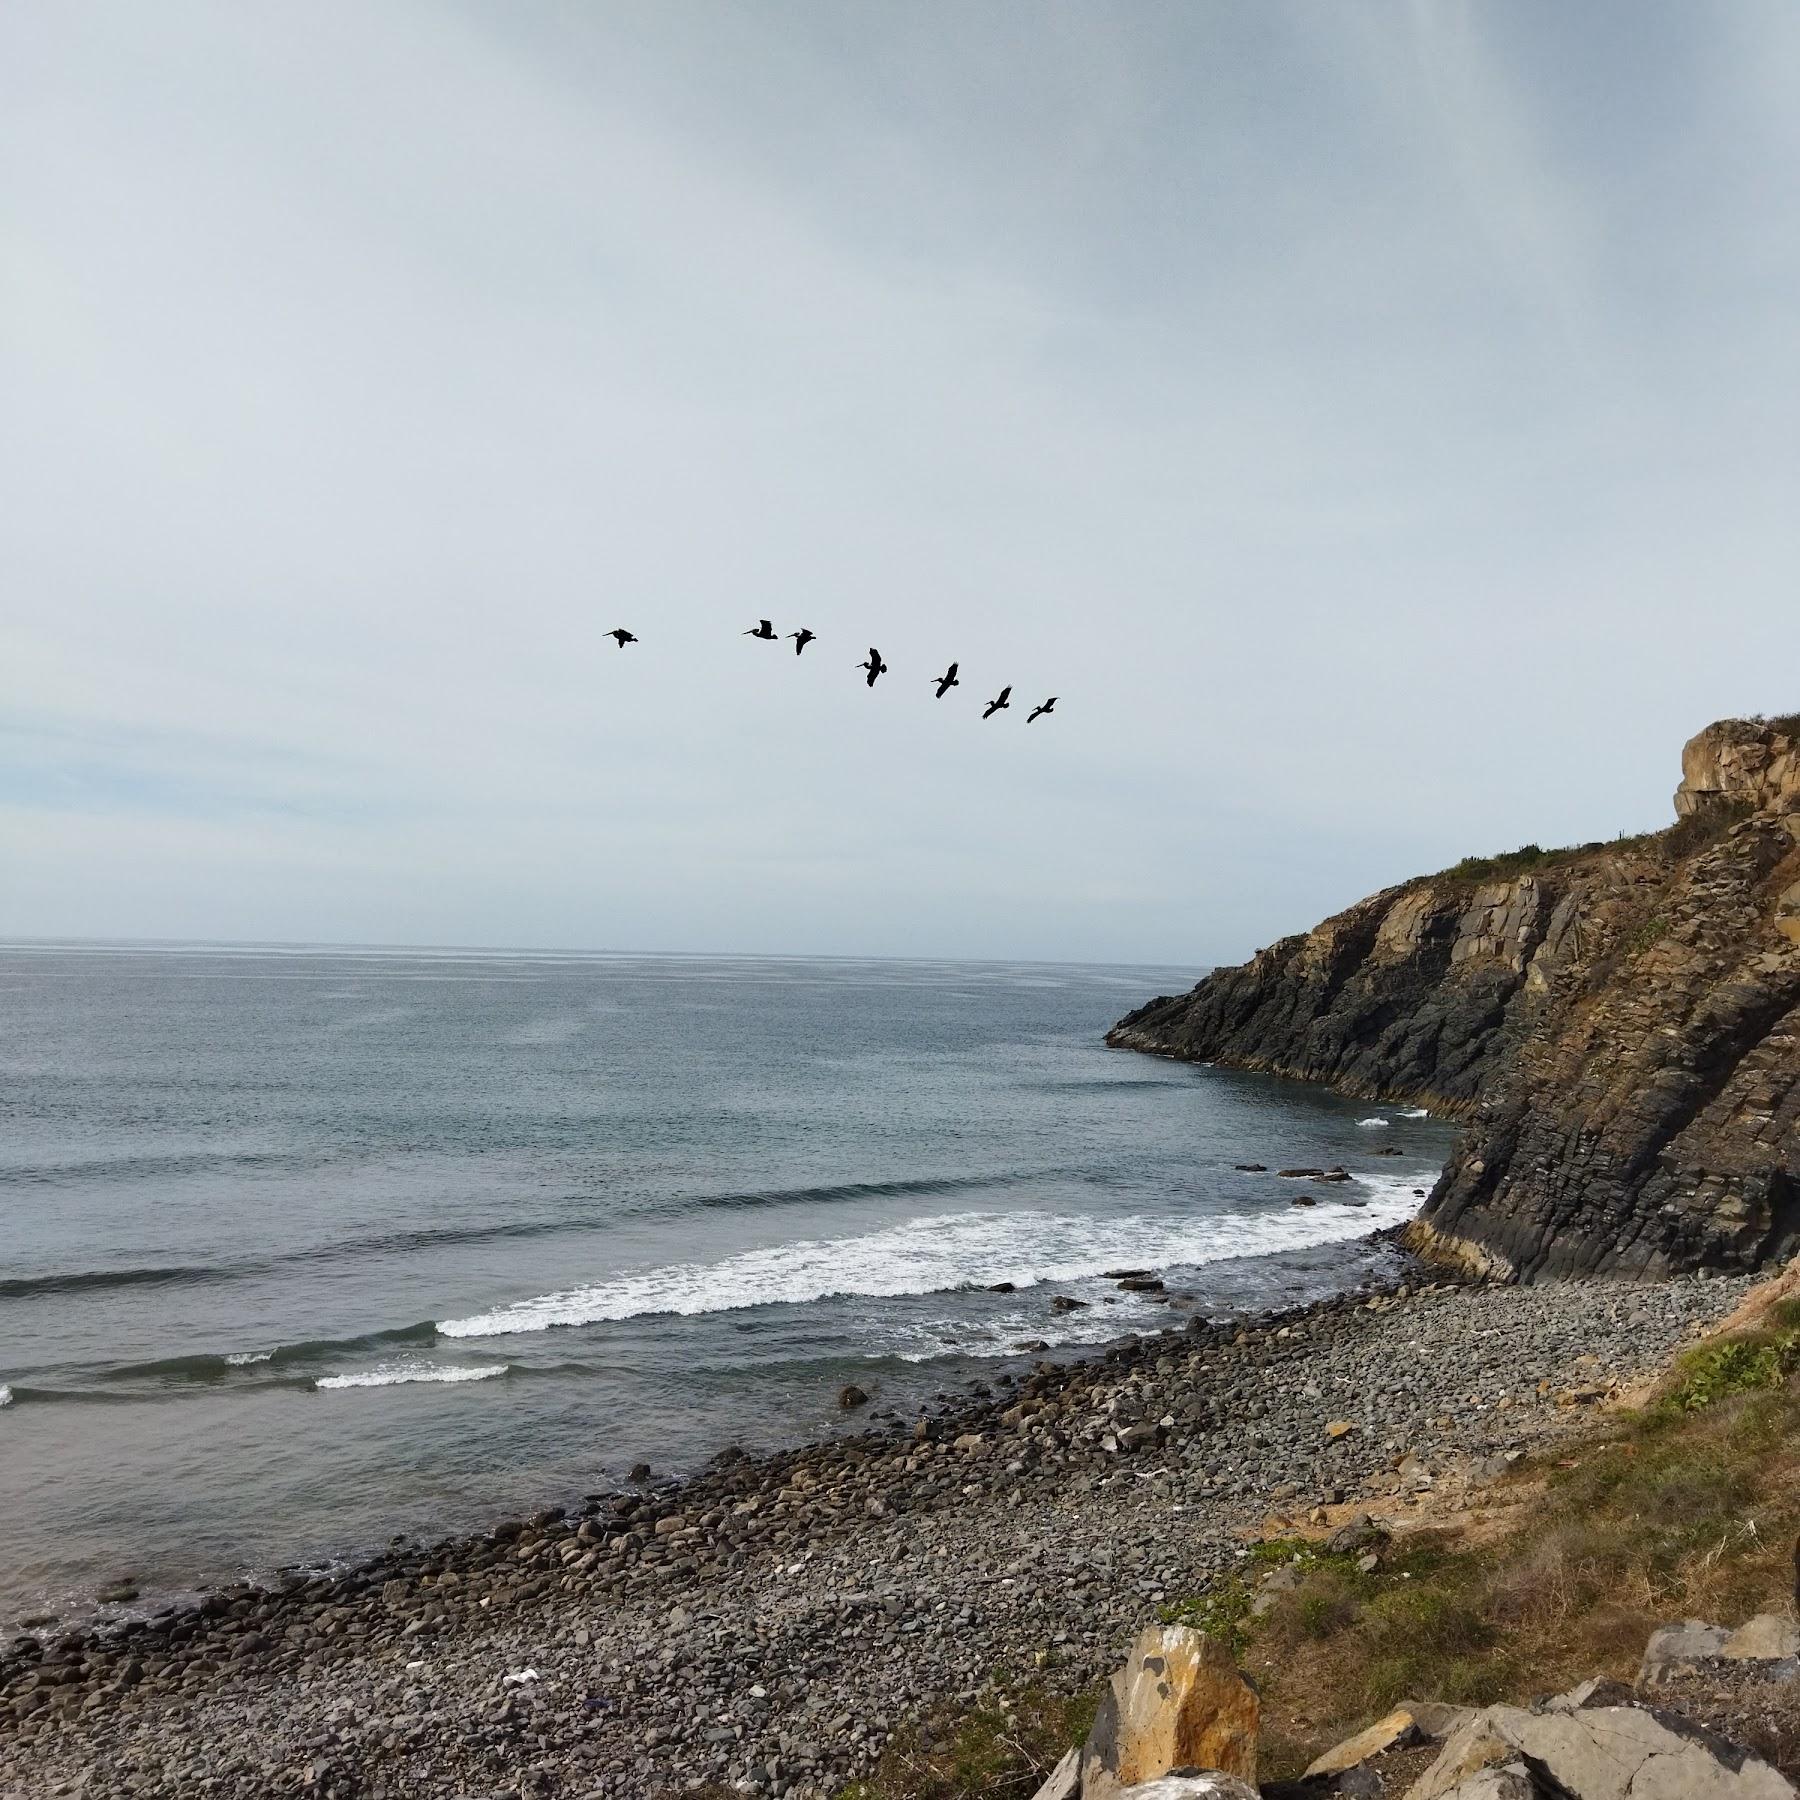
[1079,1625,1258,1800]
[1304,1705,1423,1777]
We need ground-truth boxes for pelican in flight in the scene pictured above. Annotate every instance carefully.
[788,628,816,655]
[931,662,960,699]
[605,628,638,649]
[1027,696,1057,723]
[744,619,777,640]
[857,647,889,688]
[982,685,1012,720]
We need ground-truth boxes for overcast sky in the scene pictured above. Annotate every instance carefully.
[3,2,1796,964]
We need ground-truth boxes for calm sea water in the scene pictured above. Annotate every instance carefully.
[0,944,1454,1627]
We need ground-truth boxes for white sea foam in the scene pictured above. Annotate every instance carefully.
[1358,1117,1391,1128]
[1400,1107,1430,1119]
[225,1350,273,1366]
[439,1177,1431,1340]
[315,1362,507,1391]
[0,1384,11,1408]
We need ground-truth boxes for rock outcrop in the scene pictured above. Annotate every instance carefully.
[1409,1686,1794,1799]
[1109,718,1800,1281]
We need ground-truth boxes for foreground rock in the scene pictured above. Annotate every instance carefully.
[1113,1777,1257,1799]
[1286,1613,1800,1799]
[1302,1704,1439,1778]
[1643,1614,1800,1685]
[1410,1685,1794,1798]
[1079,1626,1257,1799]
[1108,714,1800,1282]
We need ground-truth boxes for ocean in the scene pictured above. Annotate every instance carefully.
[0,944,1454,1627]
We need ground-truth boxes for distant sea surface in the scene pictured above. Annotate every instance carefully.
[0,945,1454,1625]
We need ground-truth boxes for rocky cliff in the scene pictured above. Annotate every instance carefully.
[1109,717,1800,1280]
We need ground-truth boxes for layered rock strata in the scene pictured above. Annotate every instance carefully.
[1109,718,1800,1281]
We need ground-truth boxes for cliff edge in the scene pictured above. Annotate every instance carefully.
[1108,716,1800,1280]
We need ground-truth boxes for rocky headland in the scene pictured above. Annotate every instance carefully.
[1109,715,1800,1284]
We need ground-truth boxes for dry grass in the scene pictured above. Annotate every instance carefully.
[840,1680,1102,1800]
[1239,1299,1800,1778]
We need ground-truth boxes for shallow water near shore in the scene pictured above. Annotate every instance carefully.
[0,943,1454,1626]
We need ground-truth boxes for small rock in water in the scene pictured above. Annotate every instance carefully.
[837,1385,870,1409]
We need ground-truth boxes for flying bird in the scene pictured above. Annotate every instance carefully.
[931,662,960,699]
[788,628,816,655]
[982,685,1012,720]
[1027,696,1057,723]
[744,619,777,640]
[605,629,638,649]
[857,647,889,688]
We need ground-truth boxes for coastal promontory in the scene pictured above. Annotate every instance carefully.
[1108,715,1800,1282]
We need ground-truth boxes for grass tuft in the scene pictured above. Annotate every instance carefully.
[844,1680,1102,1800]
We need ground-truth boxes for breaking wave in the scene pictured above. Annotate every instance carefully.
[439,1176,1429,1340]
[314,1362,508,1392]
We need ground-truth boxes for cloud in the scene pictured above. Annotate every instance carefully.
[2,2,1796,960]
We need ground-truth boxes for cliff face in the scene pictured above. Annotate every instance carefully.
[1110,718,1800,1280]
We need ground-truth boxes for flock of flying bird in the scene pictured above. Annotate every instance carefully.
[603,621,1058,723]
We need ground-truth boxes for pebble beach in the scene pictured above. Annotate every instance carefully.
[2,1253,1755,1800]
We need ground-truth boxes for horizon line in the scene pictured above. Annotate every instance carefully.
[0,934,1211,972]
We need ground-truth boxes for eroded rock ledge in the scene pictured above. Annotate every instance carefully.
[1109,717,1800,1281]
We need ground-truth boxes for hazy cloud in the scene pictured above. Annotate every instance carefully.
[3,1,1796,960]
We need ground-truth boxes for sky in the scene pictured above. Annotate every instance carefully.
[3,2,1797,964]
